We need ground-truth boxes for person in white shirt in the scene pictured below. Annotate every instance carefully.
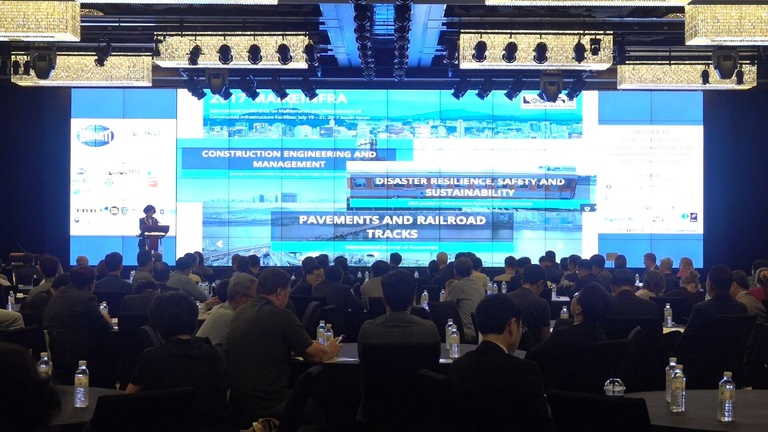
[197,273,257,347]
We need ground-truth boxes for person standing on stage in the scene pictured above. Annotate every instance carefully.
[138,205,160,251]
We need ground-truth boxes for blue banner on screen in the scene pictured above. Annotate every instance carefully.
[70,89,703,268]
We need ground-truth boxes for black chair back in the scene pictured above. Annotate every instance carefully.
[427,301,467,343]
[279,365,324,432]
[0,325,47,361]
[744,322,768,389]
[289,295,314,320]
[19,310,41,327]
[366,297,386,318]
[425,284,443,303]
[301,301,323,338]
[88,387,195,432]
[574,339,632,394]
[410,306,431,321]
[547,390,652,432]
[710,314,756,387]
[116,314,150,390]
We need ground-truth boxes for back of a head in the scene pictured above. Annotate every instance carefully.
[325,265,344,283]
[134,279,158,295]
[136,250,153,268]
[538,255,550,266]
[660,257,673,272]
[51,273,71,290]
[521,264,546,286]
[614,254,627,269]
[247,254,261,269]
[589,254,606,271]
[577,283,611,324]
[707,264,733,293]
[757,267,768,288]
[644,252,657,264]
[301,256,317,274]
[104,252,123,272]
[38,254,60,278]
[681,270,701,288]
[231,253,241,267]
[732,270,750,291]
[753,259,768,274]
[389,252,403,266]
[0,343,61,432]
[256,268,290,296]
[194,251,205,266]
[228,273,258,299]
[504,256,517,269]
[70,265,96,290]
[611,269,636,289]
[316,254,330,268]
[643,269,665,295]
[475,294,522,335]
[151,252,163,263]
[334,256,349,272]
[371,260,391,277]
[381,269,416,311]
[455,252,467,261]
[436,252,448,266]
[175,256,193,272]
[75,255,89,266]
[22,253,33,265]
[153,261,171,282]
[545,250,557,263]
[577,259,592,272]
[568,254,582,267]
[516,256,532,269]
[559,257,569,270]
[183,252,198,266]
[427,260,440,275]
[149,292,198,340]
[470,256,482,271]
[454,258,473,278]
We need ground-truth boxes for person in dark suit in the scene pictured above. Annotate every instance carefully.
[14,253,44,286]
[606,269,660,318]
[663,270,704,319]
[572,259,599,297]
[311,265,363,335]
[93,252,132,312]
[137,204,160,251]
[660,257,680,295]
[120,279,160,316]
[590,254,612,292]
[526,283,611,391]
[448,294,555,432]
[433,252,467,291]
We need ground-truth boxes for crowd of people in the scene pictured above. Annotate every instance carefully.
[4,248,768,431]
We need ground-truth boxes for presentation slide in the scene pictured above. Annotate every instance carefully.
[70,88,703,268]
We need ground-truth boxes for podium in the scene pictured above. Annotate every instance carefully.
[141,225,169,253]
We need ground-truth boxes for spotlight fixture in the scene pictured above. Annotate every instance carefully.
[476,77,494,101]
[277,43,292,65]
[247,44,262,65]
[701,67,710,85]
[220,86,233,101]
[504,77,526,102]
[573,38,587,64]
[182,76,206,100]
[533,41,548,64]
[94,42,112,67]
[362,66,375,81]
[30,48,57,80]
[451,77,472,100]
[472,41,487,62]
[589,38,602,56]
[206,70,229,97]
[22,60,31,76]
[712,48,738,80]
[444,39,458,64]
[299,76,318,100]
[218,44,233,65]
[735,66,745,85]
[613,41,626,65]
[153,38,163,58]
[267,75,289,100]
[538,72,563,102]
[236,75,260,101]
[11,59,21,75]
[565,75,588,101]
[393,68,407,81]
[304,43,319,67]
[503,41,518,63]
[188,45,202,66]
[394,24,410,37]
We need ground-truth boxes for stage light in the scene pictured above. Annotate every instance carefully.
[589,37,602,56]
[277,43,292,65]
[236,75,260,100]
[362,66,375,81]
[218,44,233,65]
[735,66,745,85]
[354,12,370,26]
[712,48,738,80]
[565,75,587,101]
[451,77,472,100]
[394,3,411,26]
[153,38,162,58]
[299,76,318,100]
[613,42,626,65]
[247,44,262,65]
[354,24,369,37]
[503,41,518,63]
[473,41,487,62]
[701,67,710,85]
[183,76,206,100]
[304,43,319,67]
[573,38,587,63]
[444,39,458,64]
[94,42,112,67]
[504,77,526,101]
[476,77,494,100]
[188,45,202,66]
[207,70,229,96]
[11,59,20,75]
[617,63,756,90]
[30,48,57,80]
[533,41,548,64]
[220,86,233,101]
[22,60,31,76]
[394,24,410,37]
[267,75,289,100]
[538,72,562,102]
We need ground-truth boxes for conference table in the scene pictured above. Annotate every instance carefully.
[626,389,768,431]
[50,385,124,431]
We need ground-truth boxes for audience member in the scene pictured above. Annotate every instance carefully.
[152,261,171,285]
[731,270,766,324]
[507,256,531,292]
[748,259,768,288]
[127,292,230,431]
[493,256,516,283]
[445,258,485,343]
[606,269,659,318]
[167,257,218,308]
[28,254,60,299]
[389,252,402,269]
[677,257,694,279]
[636,269,663,299]
[291,264,324,297]
[613,254,628,270]
[225,268,341,425]
[435,251,448,270]
[184,252,203,284]
[315,254,330,269]
[94,252,133,311]
[312,265,363,334]
[120,279,160,316]
[193,251,214,281]
[664,270,704,312]
[660,257,679,295]
[25,272,70,317]
[433,252,467,292]
[333,256,356,287]
[151,252,163,264]
[508,264,551,350]
[197,273,258,347]
[132,250,155,288]
[422,259,440,286]
[290,256,317,289]
[589,254,611,291]
[749,266,768,301]
[539,255,563,285]
[360,260,390,309]
[75,255,89,266]
[448,295,555,432]
[0,308,24,330]
[546,250,559,271]
[559,257,570,273]
[95,259,108,282]
[469,255,489,285]
[15,253,44,286]
[0,343,61,432]
[641,252,659,281]
[357,270,440,357]
[572,258,598,297]
[247,254,261,278]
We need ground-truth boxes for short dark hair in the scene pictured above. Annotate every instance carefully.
[522,264,546,286]
[69,265,96,290]
[504,256,517,268]
[231,253,241,266]
[614,254,627,269]
[732,270,750,291]
[752,259,768,274]
[175,256,194,272]
[470,256,483,271]
[149,292,198,340]
[151,252,163,263]
[38,255,60,278]
[183,252,198,266]
[643,269,665,295]
[334,256,349,272]
[22,253,34,265]
[476,294,522,335]
[568,254,582,266]
[143,205,156,214]
[256,268,291,296]
[576,283,611,324]
[153,261,171,282]
[707,264,733,293]
[590,254,606,271]
[389,252,403,266]
[427,260,440,275]
[316,254,330,268]
[104,252,123,272]
[51,273,70,290]
[516,257,532,269]
[325,265,344,282]
[454,258,473,278]
[381,270,416,311]
[538,255,551,264]
[235,255,250,272]
[301,256,317,274]
[136,250,153,267]
[371,260,391,278]
[611,269,636,288]
[248,254,261,268]
[134,279,158,295]
[545,250,557,263]
[577,259,592,271]
[455,252,467,261]
[194,251,205,266]
[559,257,569,270]
[644,252,657,264]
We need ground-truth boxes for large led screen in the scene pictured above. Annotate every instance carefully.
[70,89,703,267]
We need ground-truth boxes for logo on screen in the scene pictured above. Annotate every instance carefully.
[108,206,120,216]
[77,125,115,147]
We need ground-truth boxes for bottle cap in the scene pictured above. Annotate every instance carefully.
[666,303,671,307]
[447,319,453,323]
[670,357,677,363]
[724,371,732,378]
[675,364,683,370]
[319,320,325,324]
[78,360,87,366]
[41,352,48,358]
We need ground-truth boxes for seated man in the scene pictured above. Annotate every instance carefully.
[0,343,61,432]
[360,260,391,310]
[27,254,60,299]
[131,250,155,288]
[120,280,160,317]
[448,294,555,432]
[357,269,440,357]
[311,265,363,335]
[590,254,612,292]
[493,256,516,283]
[290,264,323,297]
[224,268,342,426]
[167,257,218,309]
[573,259,599,297]
[127,292,230,431]
[197,273,257,347]
[607,269,660,318]
[14,253,44,286]
[93,252,133,311]
[445,258,485,343]
[25,273,70,317]
[508,264,551,350]
[731,270,766,325]
[0,309,24,330]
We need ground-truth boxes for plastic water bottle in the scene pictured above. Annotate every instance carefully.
[486,281,493,296]
[37,352,52,380]
[449,327,460,359]
[420,290,429,310]
[324,324,334,346]
[665,357,677,403]
[196,301,205,317]
[364,271,369,282]
[718,371,735,422]
[291,274,296,282]
[491,281,498,294]
[603,378,626,396]
[357,271,362,279]
[664,303,673,327]
[445,319,454,350]
[670,365,686,413]
[439,289,445,302]
[100,301,109,320]
[129,270,136,282]
[74,360,89,408]
[560,306,569,319]
[500,281,507,294]
[635,273,640,286]
[316,320,326,345]
[414,270,419,279]
[6,291,14,311]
